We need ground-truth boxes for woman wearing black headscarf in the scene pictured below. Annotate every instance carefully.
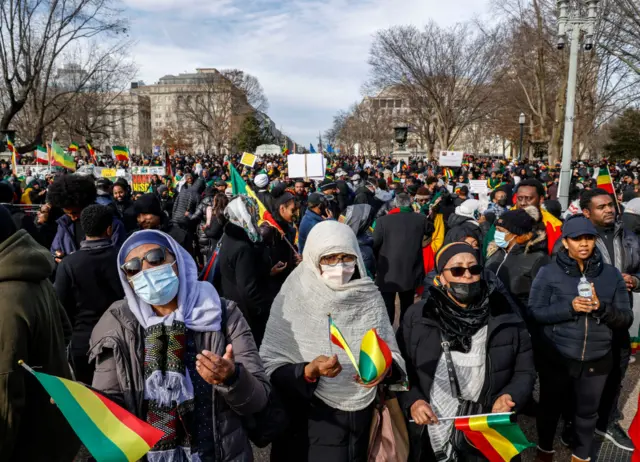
[398,242,535,461]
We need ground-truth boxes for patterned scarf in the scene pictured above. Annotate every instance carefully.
[145,321,196,461]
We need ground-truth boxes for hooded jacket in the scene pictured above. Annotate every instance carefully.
[528,248,632,362]
[0,230,80,461]
[446,212,483,245]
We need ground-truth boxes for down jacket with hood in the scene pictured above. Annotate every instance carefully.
[398,271,535,461]
[445,212,483,247]
[528,247,632,362]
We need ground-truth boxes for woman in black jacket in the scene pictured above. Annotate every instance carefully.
[111,182,137,233]
[217,195,283,347]
[528,216,632,462]
[398,242,535,462]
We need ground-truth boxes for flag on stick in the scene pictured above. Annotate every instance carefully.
[328,315,359,372]
[18,360,163,462]
[358,328,392,383]
[6,137,18,173]
[112,145,130,162]
[454,413,534,462]
[282,146,289,156]
[51,141,76,171]
[229,163,284,235]
[87,142,97,163]
[68,142,79,152]
[593,166,615,194]
[309,144,316,153]
[35,145,49,165]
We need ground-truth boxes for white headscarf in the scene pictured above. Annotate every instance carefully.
[260,221,405,411]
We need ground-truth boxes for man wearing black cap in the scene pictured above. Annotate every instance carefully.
[0,205,80,461]
[214,179,227,194]
[298,193,331,253]
[320,180,342,217]
[135,193,194,256]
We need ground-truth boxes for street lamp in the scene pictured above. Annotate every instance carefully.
[556,0,599,210]
[518,113,525,161]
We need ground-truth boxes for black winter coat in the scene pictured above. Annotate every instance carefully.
[112,198,137,233]
[528,248,632,362]
[217,222,274,345]
[398,276,535,415]
[373,211,433,292]
[446,213,483,247]
[485,234,550,316]
[191,195,214,248]
[53,239,124,357]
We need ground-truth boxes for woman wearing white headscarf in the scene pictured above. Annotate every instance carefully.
[88,229,270,461]
[260,220,405,462]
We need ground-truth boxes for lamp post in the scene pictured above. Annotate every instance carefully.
[518,113,525,161]
[556,0,599,210]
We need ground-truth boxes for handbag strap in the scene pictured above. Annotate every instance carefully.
[441,340,462,400]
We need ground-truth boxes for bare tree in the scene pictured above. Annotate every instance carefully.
[599,0,640,75]
[220,69,269,113]
[0,0,131,152]
[368,21,507,151]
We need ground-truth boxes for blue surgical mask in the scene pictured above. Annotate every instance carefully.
[129,262,179,306]
[494,230,510,249]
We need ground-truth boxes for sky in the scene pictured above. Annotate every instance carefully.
[125,0,489,147]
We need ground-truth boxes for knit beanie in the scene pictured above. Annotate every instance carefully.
[625,198,640,216]
[435,242,479,273]
[133,193,163,217]
[497,208,536,236]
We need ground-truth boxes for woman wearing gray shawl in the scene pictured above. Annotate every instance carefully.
[260,220,405,462]
[88,229,270,461]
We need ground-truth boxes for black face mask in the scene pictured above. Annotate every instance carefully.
[447,280,484,305]
[497,198,508,207]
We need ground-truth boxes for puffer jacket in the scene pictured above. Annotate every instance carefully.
[88,299,270,462]
[191,195,215,248]
[171,188,201,228]
[445,213,483,246]
[398,272,535,417]
[528,248,632,362]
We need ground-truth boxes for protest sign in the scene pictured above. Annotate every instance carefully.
[131,166,165,175]
[132,174,153,192]
[240,152,257,168]
[287,154,325,179]
[439,151,464,167]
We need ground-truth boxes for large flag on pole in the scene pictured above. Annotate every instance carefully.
[309,144,316,153]
[35,145,49,164]
[19,360,163,462]
[6,137,18,174]
[593,166,615,194]
[229,163,284,235]
[112,145,130,162]
[51,141,76,171]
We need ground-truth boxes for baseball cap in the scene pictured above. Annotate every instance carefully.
[562,215,597,239]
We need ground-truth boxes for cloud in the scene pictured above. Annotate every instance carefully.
[127,0,489,146]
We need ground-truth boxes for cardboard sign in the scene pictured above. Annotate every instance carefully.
[240,152,257,168]
[439,151,464,167]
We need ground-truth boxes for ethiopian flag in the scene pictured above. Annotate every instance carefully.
[51,141,76,171]
[112,145,129,162]
[358,328,392,383]
[229,163,283,234]
[593,166,614,194]
[19,361,163,462]
[455,413,534,461]
[68,142,79,152]
[328,315,359,372]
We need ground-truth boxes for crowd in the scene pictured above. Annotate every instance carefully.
[1,150,640,462]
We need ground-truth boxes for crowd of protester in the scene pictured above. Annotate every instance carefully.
[1,150,640,462]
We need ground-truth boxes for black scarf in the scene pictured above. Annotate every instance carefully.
[428,283,490,353]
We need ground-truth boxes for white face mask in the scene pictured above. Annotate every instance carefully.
[320,261,356,285]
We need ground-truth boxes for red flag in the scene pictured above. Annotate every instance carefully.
[630,393,640,462]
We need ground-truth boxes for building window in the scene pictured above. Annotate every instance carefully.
[395,99,402,108]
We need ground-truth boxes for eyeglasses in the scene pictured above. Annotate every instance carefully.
[320,254,357,266]
[443,265,482,277]
[120,247,169,277]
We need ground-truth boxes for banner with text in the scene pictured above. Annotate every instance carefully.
[439,151,464,167]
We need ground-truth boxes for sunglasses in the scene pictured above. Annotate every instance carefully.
[443,265,482,277]
[120,247,170,277]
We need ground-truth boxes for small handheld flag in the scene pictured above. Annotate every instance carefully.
[328,315,359,372]
[454,413,534,462]
[593,166,615,195]
[19,360,163,462]
[358,329,392,383]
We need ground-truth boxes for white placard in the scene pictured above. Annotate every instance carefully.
[287,154,325,179]
[439,151,464,167]
[255,144,282,156]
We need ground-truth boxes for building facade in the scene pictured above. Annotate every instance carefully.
[134,68,253,153]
